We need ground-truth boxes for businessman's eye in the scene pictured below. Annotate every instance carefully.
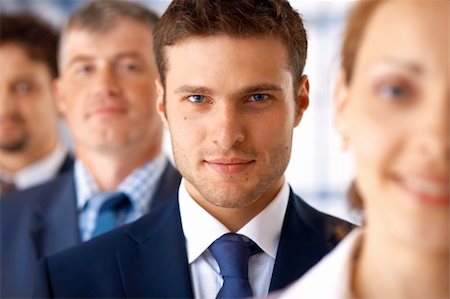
[249,94,269,102]
[13,81,33,95]
[118,59,143,73]
[187,95,205,103]
[74,64,96,76]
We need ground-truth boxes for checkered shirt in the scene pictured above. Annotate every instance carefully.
[75,153,167,241]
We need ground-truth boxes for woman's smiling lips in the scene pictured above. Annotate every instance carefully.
[394,173,450,206]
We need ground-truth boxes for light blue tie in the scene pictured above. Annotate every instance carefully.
[209,233,262,299]
[92,192,131,238]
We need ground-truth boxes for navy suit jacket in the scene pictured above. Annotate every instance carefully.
[33,190,354,298]
[0,162,181,298]
[0,153,73,198]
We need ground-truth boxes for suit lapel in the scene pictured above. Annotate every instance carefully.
[149,162,182,209]
[117,196,193,298]
[31,172,80,259]
[269,190,329,292]
[57,153,75,174]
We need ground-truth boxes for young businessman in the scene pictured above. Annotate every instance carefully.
[1,1,181,298]
[0,13,73,195]
[33,0,354,298]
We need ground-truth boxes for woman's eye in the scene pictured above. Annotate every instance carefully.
[250,94,269,102]
[378,84,411,100]
[187,95,205,103]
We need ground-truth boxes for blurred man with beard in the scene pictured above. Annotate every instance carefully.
[0,13,73,195]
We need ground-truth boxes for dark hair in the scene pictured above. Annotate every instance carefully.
[153,0,307,87]
[341,0,384,84]
[60,0,159,66]
[0,13,59,78]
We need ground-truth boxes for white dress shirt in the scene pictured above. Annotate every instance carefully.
[275,228,362,299]
[0,142,69,193]
[179,179,290,298]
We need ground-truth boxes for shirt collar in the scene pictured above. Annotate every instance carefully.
[11,142,69,189]
[237,180,289,259]
[179,178,290,263]
[75,153,167,213]
[280,229,362,299]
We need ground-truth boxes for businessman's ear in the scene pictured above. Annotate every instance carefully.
[155,78,169,130]
[53,77,67,117]
[293,74,309,127]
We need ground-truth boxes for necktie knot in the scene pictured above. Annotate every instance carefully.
[92,192,131,238]
[99,192,130,212]
[209,233,261,298]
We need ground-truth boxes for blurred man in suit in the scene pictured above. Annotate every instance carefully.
[33,0,354,298]
[1,1,181,298]
[0,13,73,195]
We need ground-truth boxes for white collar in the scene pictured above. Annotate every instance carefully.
[279,228,362,299]
[13,142,69,189]
[179,178,290,264]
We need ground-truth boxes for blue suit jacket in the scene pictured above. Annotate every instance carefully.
[0,162,181,298]
[0,153,74,197]
[33,190,354,298]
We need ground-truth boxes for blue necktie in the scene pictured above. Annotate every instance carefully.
[209,233,262,299]
[92,192,131,238]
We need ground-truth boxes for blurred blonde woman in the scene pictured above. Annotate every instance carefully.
[276,0,449,298]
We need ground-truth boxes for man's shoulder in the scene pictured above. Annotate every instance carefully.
[0,171,74,211]
[34,225,136,297]
[289,191,356,243]
[34,194,190,298]
[46,223,136,267]
[47,193,180,263]
[36,194,182,295]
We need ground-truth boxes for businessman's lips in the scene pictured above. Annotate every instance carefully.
[205,158,256,175]
[0,115,25,130]
[87,106,127,119]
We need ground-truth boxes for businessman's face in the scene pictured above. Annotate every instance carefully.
[56,18,162,158]
[157,36,308,216]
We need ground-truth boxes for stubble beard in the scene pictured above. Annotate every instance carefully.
[173,142,291,209]
[0,131,28,152]
[0,114,29,152]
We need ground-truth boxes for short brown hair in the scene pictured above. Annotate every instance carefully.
[153,0,307,87]
[0,13,59,78]
[341,0,384,84]
[60,0,159,67]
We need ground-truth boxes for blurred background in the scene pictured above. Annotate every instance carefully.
[0,0,360,224]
